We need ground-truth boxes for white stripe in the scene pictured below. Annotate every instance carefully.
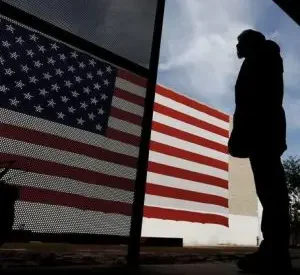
[153,112,228,145]
[146,172,228,198]
[0,137,136,180]
[115,77,146,98]
[155,93,229,130]
[150,131,228,162]
[13,201,131,235]
[108,117,141,137]
[144,195,229,216]
[149,151,228,180]
[112,96,144,117]
[0,108,139,158]
[8,169,134,203]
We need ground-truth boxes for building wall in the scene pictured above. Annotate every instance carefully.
[141,85,260,247]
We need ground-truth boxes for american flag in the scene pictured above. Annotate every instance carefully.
[144,85,230,227]
[0,16,147,235]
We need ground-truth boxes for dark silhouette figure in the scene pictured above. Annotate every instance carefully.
[228,29,291,273]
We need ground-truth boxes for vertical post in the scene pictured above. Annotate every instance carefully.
[127,0,165,267]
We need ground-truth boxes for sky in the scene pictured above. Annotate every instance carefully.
[157,0,300,158]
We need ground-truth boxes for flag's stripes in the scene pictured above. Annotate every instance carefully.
[154,103,229,138]
[117,69,148,88]
[156,85,230,123]
[150,141,228,171]
[144,206,228,226]
[8,169,134,203]
[0,108,139,158]
[111,97,144,117]
[146,184,228,208]
[147,172,228,199]
[152,123,228,154]
[150,131,228,162]
[0,153,134,191]
[0,123,137,168]
[106,128,141,147]
[108,117,141,137]
[148,151,227,180]
[14,201,132,235]
[115,77,146,98]
[152,112,228,145]
[148,162,228,189]
[110,107,142,126]
[114,88,145,107]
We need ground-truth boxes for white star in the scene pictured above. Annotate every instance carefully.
[88,112,95,120]
[96,124,102,131]
[103,79,110,86]
[91,97,98,105]
[38,45,46,53]
[78,62,86,69]
[101,93,108,100]
[4,68,15,76]
[34,105,44,113]
[59,53,66,61]
[0,56,5,65]
[75,76,82,83]
[86,72,93,80]
[71,51,78,59]
[80,101,88,110]
[89,59,96,66]
[98,108,105,115]
[21,64,30,73]
[68,66,75,73]
[39,88,48,96]
[0,85,9,93]
[33,60,43,68]
[97,69,103,76]
[10,52,19,60]
[26,49,35,57]
[6,24,15,33]
[29,75,39,84]
[68,106,76,113]
[106,66,112,73]
[47,57,56,65]
[15,36,24,45]
[71,90,79,98]
[15,80,25,89]
[43,72,52,80]
[64,80,73,88]
[61,95,69,103]
[9,97,20,107]
[55,68,64,76]
[47,99,56,108]
[83,87,91,94]
[2,41,11,48]
[77,117,85,125]
[94,83,101,90]
[29,33,38,42]
[50,43,59,50]
[23,92,34,100]
[51,83,60,92]
[57,112,65,119]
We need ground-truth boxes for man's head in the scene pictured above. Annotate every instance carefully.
[236,29,266,59]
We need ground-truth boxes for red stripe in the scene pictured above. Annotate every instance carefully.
[106,128,141,147]
[0,153,134,191]
[148,162,228,189]
[146,184,228,208]
[19,186,132,216]
[144,206,228,227]
[118,69,147,88]
[114,88,145,107]
[152,121,228,154]
[154,103,229,138]
[0,123,137,168]
[110,107,142,126]
[156,85,230,122]
[150,141,228,172]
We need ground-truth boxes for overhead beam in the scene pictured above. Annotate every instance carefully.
[273,0,300,26]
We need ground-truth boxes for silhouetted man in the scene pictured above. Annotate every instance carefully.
[228,29,291,273]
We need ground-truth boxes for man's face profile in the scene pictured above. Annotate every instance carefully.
[236,37,245,59]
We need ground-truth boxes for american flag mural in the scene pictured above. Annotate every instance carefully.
[144,85,230,227]
[0,16,147,235]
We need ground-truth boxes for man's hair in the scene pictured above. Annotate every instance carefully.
[238,29,266,45]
